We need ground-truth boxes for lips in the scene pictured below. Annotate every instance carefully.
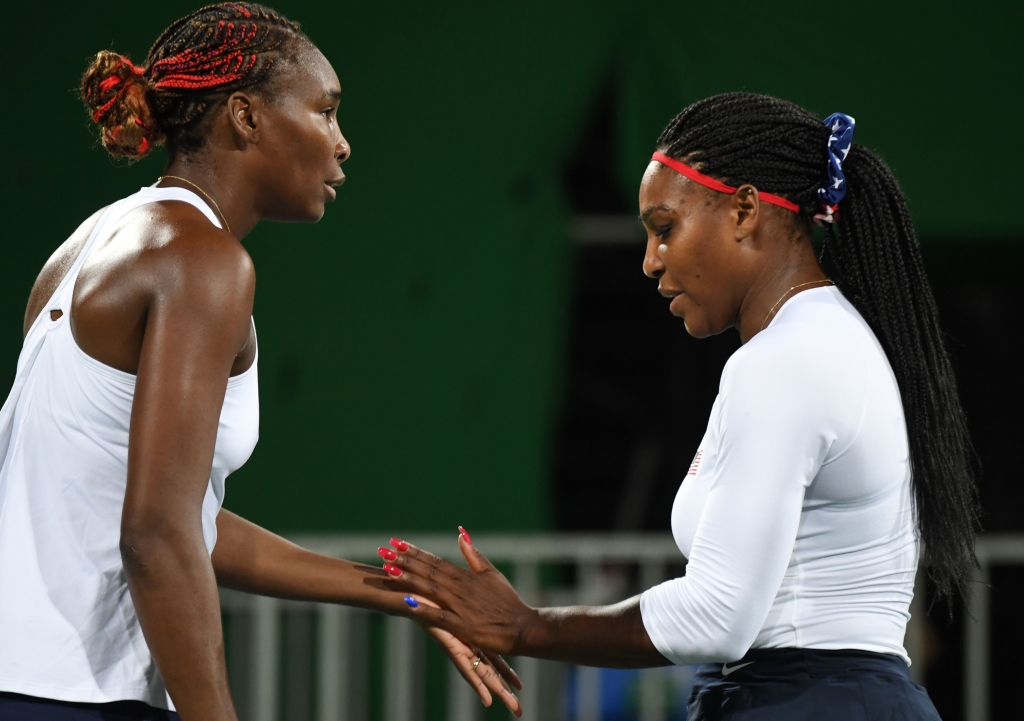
[324,174,344,201]
[669,294,687,316]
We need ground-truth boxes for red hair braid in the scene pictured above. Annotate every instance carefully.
[81,2,306,159]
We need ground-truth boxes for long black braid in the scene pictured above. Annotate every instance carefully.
[657,92,980,604]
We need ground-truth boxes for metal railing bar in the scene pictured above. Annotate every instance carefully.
[286,532,683,565]
[253,595,280,721]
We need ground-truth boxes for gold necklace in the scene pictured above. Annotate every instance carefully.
[760,279,834,331]
[158,175,231,234]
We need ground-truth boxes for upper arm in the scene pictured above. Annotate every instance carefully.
[640,345,832,663]
[122,226,255,540]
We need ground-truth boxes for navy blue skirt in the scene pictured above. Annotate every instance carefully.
[688,648,941,720]
[0,692,179,721]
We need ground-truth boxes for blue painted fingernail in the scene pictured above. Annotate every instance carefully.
[404,595,419,608]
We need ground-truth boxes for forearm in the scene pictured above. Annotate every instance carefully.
[515,597,671,668]
[211,510,409,615]
[121,529,235,721]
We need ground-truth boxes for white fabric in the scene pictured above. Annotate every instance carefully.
[640,287,916,666]
[0,187,260,708]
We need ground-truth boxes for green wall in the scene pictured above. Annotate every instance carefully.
[2,1,1020,533]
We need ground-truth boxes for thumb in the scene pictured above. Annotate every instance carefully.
[458,528,493,573]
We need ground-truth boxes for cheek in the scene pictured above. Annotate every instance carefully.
[666,213,732,287]
[662,231,706,283]
[271,116,330,169]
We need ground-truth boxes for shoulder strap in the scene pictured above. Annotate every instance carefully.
[44,187,223,317]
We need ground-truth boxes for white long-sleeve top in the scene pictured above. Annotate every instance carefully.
[640,286,917,666]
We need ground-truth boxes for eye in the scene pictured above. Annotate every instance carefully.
[655,223,673,239]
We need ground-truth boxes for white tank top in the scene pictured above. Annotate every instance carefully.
[0,187,260,708]
[640,287,917,666]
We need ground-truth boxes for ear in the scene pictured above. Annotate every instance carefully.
[226,91,259,145]
[731,184,762,240]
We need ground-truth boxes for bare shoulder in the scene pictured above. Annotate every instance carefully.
[65,200,255,376]
[132,201,255,314]
[25,207,109,336]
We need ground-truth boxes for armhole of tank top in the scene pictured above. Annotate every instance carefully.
[25,203,121,339]
[57,189,221,332]
[225,318,259,385]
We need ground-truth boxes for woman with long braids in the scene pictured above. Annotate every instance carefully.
[0,4,521,719]
[385,92,979,719]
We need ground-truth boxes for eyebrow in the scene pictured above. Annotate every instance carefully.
[323,89,342,101]
[639,204,673,224]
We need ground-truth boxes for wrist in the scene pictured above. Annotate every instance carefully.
[511,606,545,656]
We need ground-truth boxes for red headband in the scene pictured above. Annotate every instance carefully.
[651,152,801,214]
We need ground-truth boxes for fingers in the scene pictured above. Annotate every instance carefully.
[410,593,440,610]
[453,648,495,707]
[390,540,465,581]
[427,627,493,707]
[473,655,522,717]
[399,597,450,628]
[426,625,519,715]
[481,650,523,691]
[458,532,496,574]
[386,567,457,612]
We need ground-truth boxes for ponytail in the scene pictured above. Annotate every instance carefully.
[825,144,980,603]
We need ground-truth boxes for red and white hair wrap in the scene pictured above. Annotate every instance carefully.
[651,151,801,214]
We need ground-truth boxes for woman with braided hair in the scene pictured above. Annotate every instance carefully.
[0,3,522,719]
[384,92,976,719]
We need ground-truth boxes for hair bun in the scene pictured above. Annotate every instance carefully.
[81,50,163,159]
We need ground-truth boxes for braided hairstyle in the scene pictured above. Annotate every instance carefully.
[81,2,307,159]
[657,92,979,604]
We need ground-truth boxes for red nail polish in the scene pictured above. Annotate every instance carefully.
[458,526,473,546]
[383,564,402,577]
[390,538,409,552]
[378,547,398,561]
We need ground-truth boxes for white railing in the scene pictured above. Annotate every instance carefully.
[964,534,1024,721]
[221,532,935,721]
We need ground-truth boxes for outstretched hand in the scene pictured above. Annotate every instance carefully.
[382,530,535,656]
[379,535,523,716]
[415,595,522,717]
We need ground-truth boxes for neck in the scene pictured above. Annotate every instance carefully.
[736,241,829,344]
[159,154,262,240]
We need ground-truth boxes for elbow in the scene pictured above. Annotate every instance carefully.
[652,623,756,665]
[665,632,753,665]
[702,633,755,663]
[119,530,153,578]
[119,516,196,579]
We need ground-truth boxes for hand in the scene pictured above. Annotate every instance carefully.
[385,531,535,655]
[417,596,523,717]
[381,538,523,715]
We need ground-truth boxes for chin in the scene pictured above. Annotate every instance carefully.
[293,201,326,223]
[681,316,712,339]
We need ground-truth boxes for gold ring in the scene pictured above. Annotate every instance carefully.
[472,658,480,669]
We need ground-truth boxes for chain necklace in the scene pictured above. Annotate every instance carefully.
[158,175,231,235]
[760,279,834,331]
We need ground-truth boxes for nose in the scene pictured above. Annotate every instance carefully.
[642,233,665,279]
[336,130,351,163]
